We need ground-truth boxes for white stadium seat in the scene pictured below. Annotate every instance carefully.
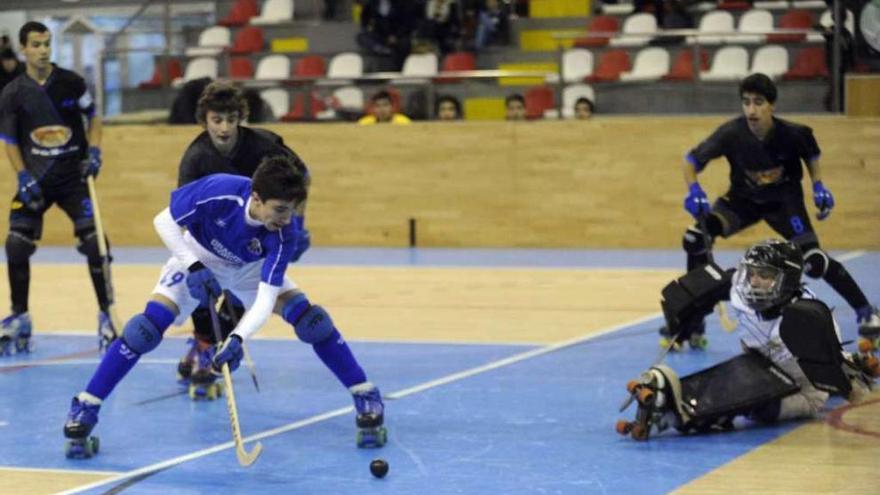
[700,46,749,81]
[750,44,789,79]
[609,13,657,47]
[619,47,670,81]
[562,48,594,83]
[185,26,230,57]
[251,0,294,25]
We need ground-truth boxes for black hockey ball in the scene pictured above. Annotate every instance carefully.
[370,458,389,478]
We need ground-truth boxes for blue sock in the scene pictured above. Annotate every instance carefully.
[312,329,367,389]
[85,302,174,400]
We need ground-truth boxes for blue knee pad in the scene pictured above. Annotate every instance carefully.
[122,314,162,354]
[282,295,335,344]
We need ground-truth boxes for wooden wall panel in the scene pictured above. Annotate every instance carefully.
[1,116,877,249]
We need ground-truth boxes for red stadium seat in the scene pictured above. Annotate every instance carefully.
[138,59,183,89]
[293,55,327,78]
[436,52,476,83]
[281,91,327,121]
[587,50,631,82]
[228,26,264,55]
[718,0,751,10]
[524,85,555,119]
[574,16,621,47]
[228,57,255,79]
[662,49,709,81]
[783,47,829,80]
[218,0,259,27]
[768,10,814,43]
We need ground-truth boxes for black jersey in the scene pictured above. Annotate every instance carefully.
[687,116,821,201]
[177,126,300,186]
[0,65,95,181]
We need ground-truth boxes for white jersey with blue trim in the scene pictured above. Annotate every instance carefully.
[168,174,296,286]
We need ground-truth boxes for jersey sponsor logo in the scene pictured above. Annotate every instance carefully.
[30,125,72,148]
[215,219,227,227]
[745,166,784,186]
[246,238,262,256]
[61,98,75,109]
[210,238,244,264]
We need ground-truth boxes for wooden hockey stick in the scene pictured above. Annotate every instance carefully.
[208,298,263,467]
[222,295,260,392]
[85,176,122,347]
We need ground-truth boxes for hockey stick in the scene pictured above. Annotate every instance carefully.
[697,214,737,333]
[222,295,260,392]
[85,176,122,348]
[207,297,263,467]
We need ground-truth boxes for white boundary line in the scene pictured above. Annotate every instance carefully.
[0,465,120,476]
[56,311,662,495]
[0,358,177,369]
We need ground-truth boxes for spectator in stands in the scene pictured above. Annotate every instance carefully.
[0,34,12,52]
[0,48,23,91]
[505,93,525,121]
[358,90,412,124]
[323,0,339,20]
[435,94,462,120]
[357,0,419,70]
[418,0,462,56]
[573,97,594,120]
[474,0,511,51]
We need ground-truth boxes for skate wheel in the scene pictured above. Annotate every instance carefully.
[630,424,649,441]
[357,426,388,448]
[626,380,640,394]
[660,338,681,352]
[637,387,655,405]
[615,420,632,435]
[858,338,875,354]
[689,335,707,350]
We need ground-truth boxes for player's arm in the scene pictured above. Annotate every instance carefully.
[4,142,26,174]
[682,127,725,219]
[1,97,43,206]
[801,126,832,220]
[153,208,199,267]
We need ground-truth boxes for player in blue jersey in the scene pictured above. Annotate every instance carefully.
[62,156,386,458]
[0,22,115,355]
[173,81,310,392]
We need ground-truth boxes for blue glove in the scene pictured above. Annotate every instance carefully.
[290,228,311,263]
[812,181,834,220]
[81,146,101,179]
[16,170,43,210]
[683,182,710,219]
[212,334,243,373]
[186,262,222,306]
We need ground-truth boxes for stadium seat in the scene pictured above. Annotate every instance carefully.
[260,88,289,120]
[174,57,218,86]
[791,0,828,8]
[587,50,630,82]
[562,48,594,83]
[783,47,829,79]
[436,52,476,82]
[573,15,620,47]
[333,86,365,110]
[294,55,326,78]
[663,49,709,81]
[700,46,749,81]
[218,0,259,27]
[524,85,555,120]
[609,13,657,47]
[619,47,670,82]
[185,26,231,57]
[753,1,790,9]
[749,44,789,79]
[402,53,439,76]
[281,91,327,122]
[729,9,773,44]
[561,83,595,119]
[717,0,751,10]
[688,10,734,45]
[228,56,255,79]
[228,26,264,55]
[251,0,295,25]
[138,59,183,89]
[255,54,290,81]
[768,10,814,43]
[326,52,363,79]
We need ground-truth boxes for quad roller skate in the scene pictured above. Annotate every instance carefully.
[0,312,32,356]
[64,395,101,459]
[97,311,118,354]
[857,306,880,361]
[616,365,684,441]
[658,321,707,352]
[352,383,387,448]
[188,342,223,401]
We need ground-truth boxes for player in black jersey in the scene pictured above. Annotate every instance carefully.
[672,73,879,352]
[174,81,310,387]
[0,22,115,355]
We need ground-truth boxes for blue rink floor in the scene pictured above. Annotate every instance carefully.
[0,248,876,495]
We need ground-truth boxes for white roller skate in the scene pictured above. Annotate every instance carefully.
[0,312,32,356]
[616,365,688,441]
[188,341,222,401]
[97,311,118,354]
[857,306,880,359]
[351,382,387,448]
[64,394,101,459]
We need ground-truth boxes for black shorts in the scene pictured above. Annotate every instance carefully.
[8,172,94,239]
[710,188,818,248]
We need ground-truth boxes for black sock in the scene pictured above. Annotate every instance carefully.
[8,259,29,314]
[823,258,869,311]
[87,263,112,313]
